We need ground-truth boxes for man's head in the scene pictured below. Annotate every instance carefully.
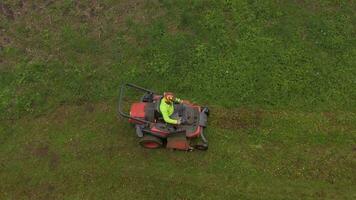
[163,92,175,103]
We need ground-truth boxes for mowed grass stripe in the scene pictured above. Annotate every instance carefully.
[1,102,355,199]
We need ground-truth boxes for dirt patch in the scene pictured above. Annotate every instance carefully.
[293,0,341,13]
[293,0,320,11]
[211,107,263,130]
[323,112,336,124]
[96,102,112,112]
[85,103,95,113]
[25,142,61,169]
[0,0,51,22]
[51,105,71,124]
[294,0,305,5]
[0,36,11,47]
[115,0,146,25]
[0,3,15,20]
[22,182,55,200]
[49,152,60,170]
[18,0,25,9]
[321,111,355,133]
[29,145,49,157]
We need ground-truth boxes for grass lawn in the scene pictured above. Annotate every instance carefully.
[0,0,355,199]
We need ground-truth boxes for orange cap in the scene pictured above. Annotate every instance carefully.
[164,92,175,102]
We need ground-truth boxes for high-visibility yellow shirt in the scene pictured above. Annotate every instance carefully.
[159,97,182,124]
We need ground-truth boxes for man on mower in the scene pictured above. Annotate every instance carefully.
[160,92,185,125]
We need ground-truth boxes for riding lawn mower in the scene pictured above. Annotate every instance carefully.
[118,83,209,151]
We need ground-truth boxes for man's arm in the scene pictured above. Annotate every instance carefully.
[161,110,178,124]
[160,104,178,124]
[174,97,183,104]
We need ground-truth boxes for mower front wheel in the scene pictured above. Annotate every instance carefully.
[139,134,163,149]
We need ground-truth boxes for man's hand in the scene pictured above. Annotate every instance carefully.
[177,118,187,125]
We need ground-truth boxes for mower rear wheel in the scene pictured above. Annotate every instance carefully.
[139,134,163,149]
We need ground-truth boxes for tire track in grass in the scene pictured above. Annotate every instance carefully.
[209,106,264,130]
[207,106,356,187]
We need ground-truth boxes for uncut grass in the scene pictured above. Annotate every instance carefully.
[1,0,355,120]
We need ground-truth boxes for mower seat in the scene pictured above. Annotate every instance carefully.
[144,101,163,122]
[154,99,164,121]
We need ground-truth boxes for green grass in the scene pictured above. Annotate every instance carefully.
[0,0,355,199]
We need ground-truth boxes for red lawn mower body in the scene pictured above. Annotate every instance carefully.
[118,83,209,151]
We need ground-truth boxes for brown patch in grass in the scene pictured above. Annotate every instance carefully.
[50,105,71,124]
[1,0,41,19]
[115,0,147,26]
[0,3,15,20]
[293,0,341,13]
[22,182,55,200]
[18,0,25,9]
[323,112,336,124]
[211,107,263,130]
[321,111,355,133]
[166,21,192,36]
[85,103,95,113]
[295,0,305,4]
[96,102,112,113]
[320,112,337,133]
[0,36,11,47]
[49,152,60,170]
[73,0,103,22]
[29,145,49,157]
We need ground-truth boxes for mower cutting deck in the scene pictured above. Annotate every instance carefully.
[118,83,209,151]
